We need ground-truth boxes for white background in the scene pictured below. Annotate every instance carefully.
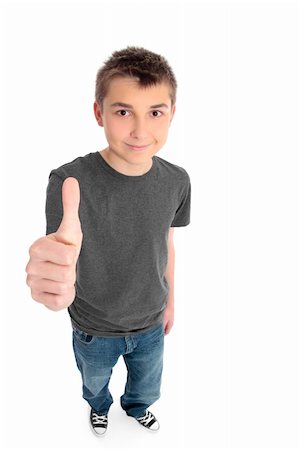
[2,0,298,449]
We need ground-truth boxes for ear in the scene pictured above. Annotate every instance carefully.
[94,102,104,126]
[169,104,176,125]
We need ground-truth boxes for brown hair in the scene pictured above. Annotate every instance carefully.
[95,46,177,112]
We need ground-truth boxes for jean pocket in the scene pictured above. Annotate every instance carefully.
[72,326,95,344]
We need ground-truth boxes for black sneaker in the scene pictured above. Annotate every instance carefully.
[89,408,108,436]
[136,410,160,431]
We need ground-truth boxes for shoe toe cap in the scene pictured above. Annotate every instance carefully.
[149,420,160,431]
[94,426,107,435]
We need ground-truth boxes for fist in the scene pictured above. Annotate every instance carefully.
[25,177,83,311]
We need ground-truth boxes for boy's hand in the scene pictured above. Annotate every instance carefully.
[25,177,83,311]
[163,305,174,335]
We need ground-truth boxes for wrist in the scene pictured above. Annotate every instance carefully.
[166,298,174,309]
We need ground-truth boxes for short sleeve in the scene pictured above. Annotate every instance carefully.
[45,172,64,235]
[171,174,191,227]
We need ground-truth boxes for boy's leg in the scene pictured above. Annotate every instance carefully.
[120,323,164,418]
[72,326,122,414]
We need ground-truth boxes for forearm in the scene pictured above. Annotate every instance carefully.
[164,241,175,308]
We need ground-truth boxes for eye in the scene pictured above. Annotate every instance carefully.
[150,110,162,117]
[116,110,130,116]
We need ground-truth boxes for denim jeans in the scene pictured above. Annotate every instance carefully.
[72,322,164,418]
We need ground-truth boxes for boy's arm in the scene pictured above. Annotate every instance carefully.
[163,227,175,334]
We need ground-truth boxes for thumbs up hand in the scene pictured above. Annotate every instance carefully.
[25,177,83,311]
[51,176,83,251]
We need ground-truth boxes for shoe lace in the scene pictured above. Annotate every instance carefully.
[138,410,155,426]
[92,411,107,425]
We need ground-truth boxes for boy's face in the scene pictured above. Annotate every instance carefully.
[94,77,175,162]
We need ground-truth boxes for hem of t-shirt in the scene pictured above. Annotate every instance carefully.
[69,317,164,337]
[171,221,190,227]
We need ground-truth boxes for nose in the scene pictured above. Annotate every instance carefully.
[130,117,149,140]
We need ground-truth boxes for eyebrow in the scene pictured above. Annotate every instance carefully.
[110,102,169,109]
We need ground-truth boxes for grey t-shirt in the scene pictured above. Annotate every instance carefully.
[45,151,191,336]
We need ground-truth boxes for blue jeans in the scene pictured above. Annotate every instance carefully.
[72,322,164,418]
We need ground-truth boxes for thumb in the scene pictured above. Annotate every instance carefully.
[55,177,83,248]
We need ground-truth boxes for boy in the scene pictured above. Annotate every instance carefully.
[25,46,191,436]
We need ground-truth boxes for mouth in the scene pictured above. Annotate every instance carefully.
[126,143,151,152]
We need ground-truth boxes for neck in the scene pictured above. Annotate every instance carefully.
[99,147,153,176]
